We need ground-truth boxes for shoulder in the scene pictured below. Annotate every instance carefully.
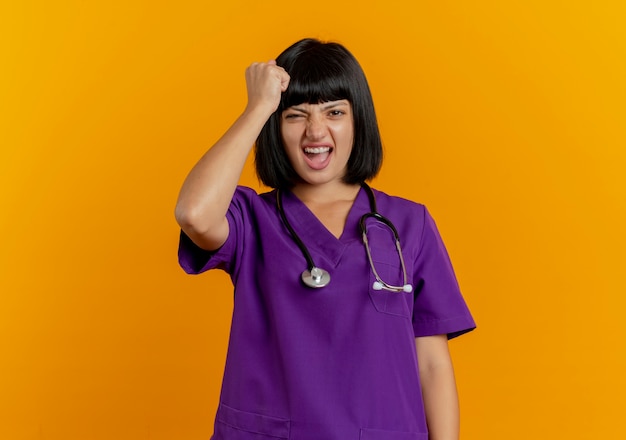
[368,187,433,248]
[230,185,277,212]
[370,187,427,217]
[232,185,265,201]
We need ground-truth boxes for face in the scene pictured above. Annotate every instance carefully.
[280,99,354,188]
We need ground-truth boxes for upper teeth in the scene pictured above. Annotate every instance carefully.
[304,147,330,154]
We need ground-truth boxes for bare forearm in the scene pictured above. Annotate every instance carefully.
[174,61,289,250]
[175,106,270,245]
[420,361,459,439]
[416,335,460,440]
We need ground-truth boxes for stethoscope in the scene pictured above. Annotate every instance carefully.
[276,183,413,293]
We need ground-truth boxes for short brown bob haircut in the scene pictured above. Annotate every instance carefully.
[255,38,383,189]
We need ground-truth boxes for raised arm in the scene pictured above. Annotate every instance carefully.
[174,61,290,251]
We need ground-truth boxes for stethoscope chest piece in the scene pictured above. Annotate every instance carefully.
[278,183,412,292]
[301,267,331,288]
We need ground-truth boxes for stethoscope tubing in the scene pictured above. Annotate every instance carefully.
[276,188,316,272]
[276,183,412,292]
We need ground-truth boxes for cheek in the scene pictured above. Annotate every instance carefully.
[332,124,354,146]
[280,125,299,148]
[280,129,300,164]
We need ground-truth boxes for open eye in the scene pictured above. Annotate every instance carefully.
[328,109,345,117]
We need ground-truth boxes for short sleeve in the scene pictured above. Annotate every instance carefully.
[177,186,254,276]
[412,207,476,339]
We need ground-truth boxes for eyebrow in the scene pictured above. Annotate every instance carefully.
[289,101,349,113]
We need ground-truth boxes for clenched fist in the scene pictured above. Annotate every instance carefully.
[244,60,290,116]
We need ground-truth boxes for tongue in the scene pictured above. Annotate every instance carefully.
[306,151,330,165]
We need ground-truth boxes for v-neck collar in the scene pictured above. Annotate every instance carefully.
[279,186,370,267]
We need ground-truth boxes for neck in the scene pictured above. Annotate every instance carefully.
[290,181,361,205]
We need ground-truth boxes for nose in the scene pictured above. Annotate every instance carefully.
[305,115,327,140]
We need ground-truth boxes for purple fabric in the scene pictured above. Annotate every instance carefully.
[178,186,475,440]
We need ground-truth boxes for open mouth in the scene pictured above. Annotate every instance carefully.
[303,146,333,169]
[304,146,332,157]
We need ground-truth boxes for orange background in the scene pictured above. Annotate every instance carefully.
[1,1,625,439]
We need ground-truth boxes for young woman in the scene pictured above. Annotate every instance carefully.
[175,38,475,440]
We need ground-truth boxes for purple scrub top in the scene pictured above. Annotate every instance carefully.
[179,186,475,440]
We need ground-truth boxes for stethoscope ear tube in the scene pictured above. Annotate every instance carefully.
[362,227,413,293]
[359,212,401,241]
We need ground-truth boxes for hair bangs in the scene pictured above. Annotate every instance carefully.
[280,57,351,110]
[256,38,383,189]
